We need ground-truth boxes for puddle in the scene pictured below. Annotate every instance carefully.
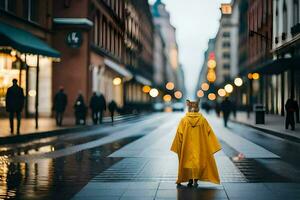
[0,136,141,200]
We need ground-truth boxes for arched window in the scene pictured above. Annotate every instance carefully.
[294,0,299,25]
[283,0,288,34]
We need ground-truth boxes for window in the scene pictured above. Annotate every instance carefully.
[294,0,299,25]
[223,32,230,38]
[275,2,279,37]
[223,52,231,59]
[223,64,230,69]
[94,13,99,45]
[23,0,39,23]
[222,42,231,48]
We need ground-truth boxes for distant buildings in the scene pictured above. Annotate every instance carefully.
[196,0,300,117]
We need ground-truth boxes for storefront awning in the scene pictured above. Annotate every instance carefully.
[0,22,61,58]
[250,57,300,75]
[104,58,133,79]
[135,75,152,86]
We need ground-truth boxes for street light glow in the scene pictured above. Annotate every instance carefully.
[166,82,175,90]
[149,88,159,98]
[201,83,209,91]
[224,84,234,93]
[197,90,204,98]
[252,73,260,80]
[142,85,151,93]
[207,70,216,83]
[234,78,243,87]
[248,73,253,80]
[218,89,226,97]
[113,77,122,86]
[208,93,216,101]
[207,59,216,69]
[163,94,172,102]
[174,91,183,99]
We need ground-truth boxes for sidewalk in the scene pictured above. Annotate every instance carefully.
[231,112,300,141]
[0,114,139,143]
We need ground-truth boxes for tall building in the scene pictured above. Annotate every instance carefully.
[52,0,154,115]
[151,0,180,90]
[0,0,60,118]
[215,4,233,86]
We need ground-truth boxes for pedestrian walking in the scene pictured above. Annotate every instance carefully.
[5,79,25,134]
[74,93,87,125]
[171,100,221,187]
[98,93,106,124]
[285,97,299,130]
[89,92,100,125]
[108,100,117,124]
[53,87,68,126]
[221,97,232,127]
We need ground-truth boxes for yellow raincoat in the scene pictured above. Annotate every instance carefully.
[171,112,222,184]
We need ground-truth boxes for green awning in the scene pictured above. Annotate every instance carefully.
[0,22,60,58]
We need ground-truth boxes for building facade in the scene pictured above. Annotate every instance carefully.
[152,0,180,90]
[52,0,155,115]
[0,0,60,118]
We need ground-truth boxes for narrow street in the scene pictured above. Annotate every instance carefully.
[1,113,300,200]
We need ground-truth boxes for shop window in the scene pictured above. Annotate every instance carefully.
[23,0,39,23]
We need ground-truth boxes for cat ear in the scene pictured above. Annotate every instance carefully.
[186,99,190,106]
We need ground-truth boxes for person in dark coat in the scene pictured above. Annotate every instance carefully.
[5,79,25,134]
[98,93,106,124]
[89,92,100,125]
[74,93,87,125]
[221,97,232,127]
[53,87,68,126]
[285,98,298,130]
[108,100,118,124]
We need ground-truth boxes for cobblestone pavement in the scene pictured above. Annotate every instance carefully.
[1,113,300,200]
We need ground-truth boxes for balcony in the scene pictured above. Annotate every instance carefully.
[291,23,300,37]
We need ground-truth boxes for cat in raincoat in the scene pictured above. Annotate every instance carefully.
[171,99,222,187]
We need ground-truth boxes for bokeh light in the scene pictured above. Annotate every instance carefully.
[224,84,234,93]
[149,88,159,98]
[201,83,210,91]
[218,89,226,97]
[166,82,175,90]
[234,78,243,87]
[197,90,204,98]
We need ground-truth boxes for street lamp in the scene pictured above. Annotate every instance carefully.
[252,73,260,80]
[113,77,122,86]
[174,91,183,99]
[197,90,204,98]
[166,82,175,90]
[224,84,233,93]
[149,88,159,98]
[208,93,216,101]
[234,77,243,87]
[201,83,209,91]
[142,85,151,93]
[163,94,172,102]
[218,89,226,97]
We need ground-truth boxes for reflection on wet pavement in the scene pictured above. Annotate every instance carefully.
[0,136,140,200]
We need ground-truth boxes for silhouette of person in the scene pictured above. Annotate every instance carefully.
[89,92,100,125]
[53,87,68,126]
[221,97,232,127]
[108,100,118,124]
[5,79,25,134]
[98,93,106,124]
[285,97,298,130]
[215,102,221,117]
[74,93,87,125]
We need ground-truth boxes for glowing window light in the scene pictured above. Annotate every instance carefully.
[174,91,183,99]
[201,83,209,91]
[224,84,234,93]
[149,88,159,98]
[234,77,243,87]
[166,82,175,90]
[218,89,226,97]
[113,77,122,85]
[29,90,36,97]
[197,90,204,98]
[208,93,216,101]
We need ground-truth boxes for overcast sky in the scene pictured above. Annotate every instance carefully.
[149,0,230,98]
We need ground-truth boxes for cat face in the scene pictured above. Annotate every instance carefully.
[186,99,200,112]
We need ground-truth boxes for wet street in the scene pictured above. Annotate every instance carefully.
[1,112,300,200]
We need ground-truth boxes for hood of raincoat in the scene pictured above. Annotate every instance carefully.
[185,112,203,127]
